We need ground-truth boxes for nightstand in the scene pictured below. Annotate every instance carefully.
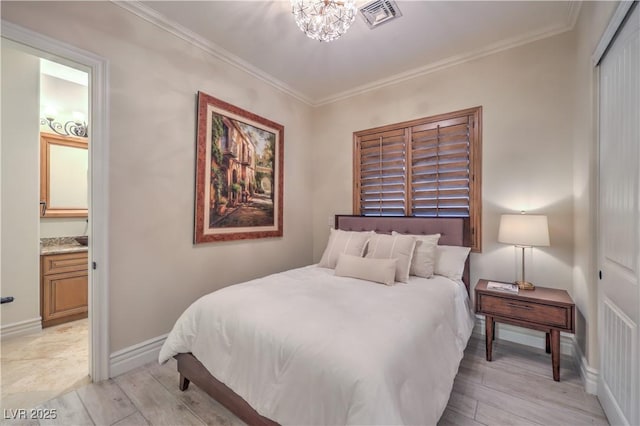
[475,279,575,381]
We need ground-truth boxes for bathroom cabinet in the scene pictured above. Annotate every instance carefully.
[41,251,88,327]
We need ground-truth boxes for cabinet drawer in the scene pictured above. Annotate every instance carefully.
[42,252,88,275]
[479,294,571,329]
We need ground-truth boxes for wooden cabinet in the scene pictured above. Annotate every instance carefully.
[475,279,575,381]
[41,251,88,327]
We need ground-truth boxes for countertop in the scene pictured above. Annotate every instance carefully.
[40,237,88,255]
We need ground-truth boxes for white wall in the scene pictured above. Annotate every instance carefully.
[1,1,315,352]
[571,1,617,367]
[0,40,41,330]
[312,32,576,302]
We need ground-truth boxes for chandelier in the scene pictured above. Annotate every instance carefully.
[291,0,358,42]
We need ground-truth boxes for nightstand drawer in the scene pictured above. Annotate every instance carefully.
[478,294,570,329]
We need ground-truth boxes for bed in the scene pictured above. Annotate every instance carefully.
[159,216,474,425]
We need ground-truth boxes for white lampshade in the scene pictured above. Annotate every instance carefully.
[498,214,550,247]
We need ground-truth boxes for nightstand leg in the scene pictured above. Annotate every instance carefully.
[485,315,494,361]
[545,332,551,354]
[551,329,560,381]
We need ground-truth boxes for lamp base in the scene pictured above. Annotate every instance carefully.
[515,280,535,290]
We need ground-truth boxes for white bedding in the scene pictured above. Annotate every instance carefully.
[159,265,474,425]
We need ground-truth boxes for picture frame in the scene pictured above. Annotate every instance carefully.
[194,91,284,243]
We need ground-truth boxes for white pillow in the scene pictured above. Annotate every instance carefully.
[434,245,471,281]
[319,229,373,269]
[392,232,441,278]
[335,254,397,286]
[365,233,416,283]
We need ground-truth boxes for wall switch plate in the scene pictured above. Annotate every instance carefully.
[328,215,334,227]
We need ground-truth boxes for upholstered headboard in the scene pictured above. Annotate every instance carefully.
[335,215,471,293]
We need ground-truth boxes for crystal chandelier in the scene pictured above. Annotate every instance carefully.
[291,0,358,42]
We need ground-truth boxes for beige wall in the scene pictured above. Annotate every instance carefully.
[1,1,315,352]
[0,40,41,329]
[312,32,577,304]
[571,1,617,367]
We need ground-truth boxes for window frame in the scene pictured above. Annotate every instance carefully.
[353,106,482,252]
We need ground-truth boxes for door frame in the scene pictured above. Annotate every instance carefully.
[1,20,110,381]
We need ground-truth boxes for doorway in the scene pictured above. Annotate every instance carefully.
[0,20,110,402]
[0,39,90,411]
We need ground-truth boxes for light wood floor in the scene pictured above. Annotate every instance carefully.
[0,336,608,425]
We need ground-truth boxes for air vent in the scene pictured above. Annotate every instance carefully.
[359,0,402,29]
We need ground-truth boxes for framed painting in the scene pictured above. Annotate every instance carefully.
[194,92,284,243]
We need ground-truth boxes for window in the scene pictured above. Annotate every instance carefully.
[353,107,482,251]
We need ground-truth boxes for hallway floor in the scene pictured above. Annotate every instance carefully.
[1,319,90,411]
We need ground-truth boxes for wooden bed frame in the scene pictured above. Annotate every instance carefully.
[176,216,471,425]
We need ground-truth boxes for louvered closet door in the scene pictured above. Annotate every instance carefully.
[598,4,639,426]
[356,128,408,216]
[411,116,472,217]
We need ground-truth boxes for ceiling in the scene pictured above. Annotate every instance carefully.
[123,1,580,106]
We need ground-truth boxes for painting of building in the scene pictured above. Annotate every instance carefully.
[208,112,276,228]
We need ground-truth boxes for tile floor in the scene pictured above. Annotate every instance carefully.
[1,319,90,412]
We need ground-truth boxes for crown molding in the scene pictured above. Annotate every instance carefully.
[111,1,314,106]
[566,1,583,30]
[112,0,581,108]
[315,19,578,106]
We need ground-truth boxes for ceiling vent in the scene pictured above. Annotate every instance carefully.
[359,0,402,29]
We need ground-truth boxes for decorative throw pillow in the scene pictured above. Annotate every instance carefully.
[434,245,471,281]
[318,229,373,269]
[392,232,441,278]
[365,233,416,283]
[335,254,397,286]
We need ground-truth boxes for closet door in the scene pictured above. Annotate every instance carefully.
[598,4,639,426]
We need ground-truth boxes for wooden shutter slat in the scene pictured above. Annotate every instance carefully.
[413,208,470,217]
[361,158,405,170]
[411,117,468,133]
[412,179,469,191]
[412,140,469,156]
[412,127,470,143]
[361,164,405,176]
[412,160,469,175]
[359,128,405,142]
[360,137,404,149]
[413,188,469,197]
[361,145,405,158]
[413,197,469,207]
[413,153,469,167]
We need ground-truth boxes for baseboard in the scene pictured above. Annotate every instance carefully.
[571,338,599,395]
[1,317,42,340]
[473,315,599,394]
[109,333,167,378]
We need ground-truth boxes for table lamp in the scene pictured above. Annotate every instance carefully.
[498,213,550,290]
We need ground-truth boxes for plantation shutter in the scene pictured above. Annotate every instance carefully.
[411,115,472,218]
[353,107,482,251]
[356,128,408,216]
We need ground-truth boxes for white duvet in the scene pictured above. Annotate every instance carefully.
[159,265,474,425]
